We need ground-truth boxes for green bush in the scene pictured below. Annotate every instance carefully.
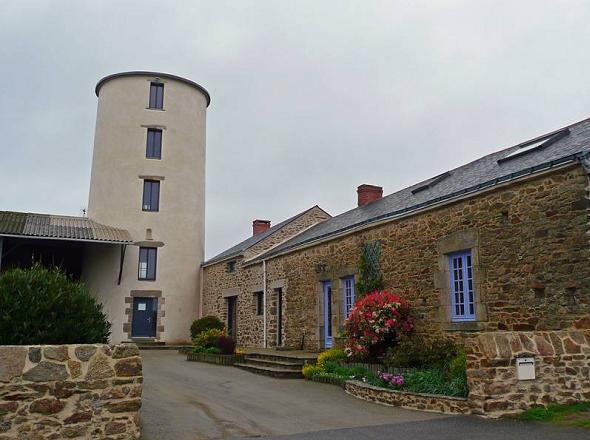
[384,334,458,368]
[193,328,224,348]
[0,265,111,344]
[317,347,347,368]
[190,315,225,339]
[302,363,323,378]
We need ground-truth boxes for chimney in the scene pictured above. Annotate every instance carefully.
[253,219,271,235]
[357,184,383,207]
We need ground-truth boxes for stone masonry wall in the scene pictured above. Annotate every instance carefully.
[465,330,590,417]
[0,344,142,439]
[265,166,590,350]
[202,206,330,347]
[344,380,470,414]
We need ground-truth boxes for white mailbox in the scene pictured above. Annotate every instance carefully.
[516,357,535,380]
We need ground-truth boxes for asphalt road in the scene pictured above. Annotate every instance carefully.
[140,351,588,440]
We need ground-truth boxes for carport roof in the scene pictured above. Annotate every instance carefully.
[0,211,132,244]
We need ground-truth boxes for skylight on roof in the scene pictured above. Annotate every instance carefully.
[498,128,570,163]
[411,172,451,195]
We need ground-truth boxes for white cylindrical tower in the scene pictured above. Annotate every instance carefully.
[84,71,209,343]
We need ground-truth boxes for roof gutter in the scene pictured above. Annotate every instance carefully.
[256,152,587,263]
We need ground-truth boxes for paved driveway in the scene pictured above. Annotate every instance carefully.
[140,351,588,440]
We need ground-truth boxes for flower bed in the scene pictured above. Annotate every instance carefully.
[186,352,244,366]
[345,380,470,414]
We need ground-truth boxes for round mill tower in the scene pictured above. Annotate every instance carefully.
[84,71,209,343]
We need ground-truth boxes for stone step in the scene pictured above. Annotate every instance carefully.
[234,363,303,379]
[243,356,303,369]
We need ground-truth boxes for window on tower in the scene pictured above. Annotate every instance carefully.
[138,247,157,281]
[149,82,164,109]
[142,180,160,211]
[146,128,162,159]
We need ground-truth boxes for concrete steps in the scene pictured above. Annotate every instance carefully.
[234,352,316,379]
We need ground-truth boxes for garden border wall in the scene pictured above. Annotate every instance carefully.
[344,380,470,414]
[186,352,245,366]
[0,343,142,439]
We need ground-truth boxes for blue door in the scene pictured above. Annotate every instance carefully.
[132,297,157,338]
[323,281,333,348]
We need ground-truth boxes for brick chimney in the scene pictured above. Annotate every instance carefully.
[253,219,271,235]
[357,184,383,207]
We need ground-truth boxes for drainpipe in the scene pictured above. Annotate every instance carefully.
[263,259,267,348]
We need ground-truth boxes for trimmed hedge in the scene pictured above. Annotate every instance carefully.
[0,265,111,344]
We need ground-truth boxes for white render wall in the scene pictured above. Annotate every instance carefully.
[83,73,208,343]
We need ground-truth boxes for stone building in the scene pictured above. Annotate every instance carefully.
[0,71,210,344]
[202,118,590,351]
[202,206,331,347]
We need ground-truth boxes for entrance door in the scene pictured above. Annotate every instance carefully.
[323,281,333,348]
[227,296,237,340]
[131,297,157,338]
[277,288,283,346]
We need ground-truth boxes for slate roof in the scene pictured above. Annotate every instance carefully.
[256,117,590,261]
[203,206,329,266]
[0,211,132,244]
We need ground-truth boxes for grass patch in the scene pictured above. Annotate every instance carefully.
[517,402,590,428]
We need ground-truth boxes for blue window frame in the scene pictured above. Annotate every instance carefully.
[149,83,164,109]
[449,250,476,321]
[146,128,162,159]
[343,276,355,318]
[138,247,157,281]
[142,180,160,212]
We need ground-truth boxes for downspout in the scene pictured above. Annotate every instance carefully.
[263,259,267,348]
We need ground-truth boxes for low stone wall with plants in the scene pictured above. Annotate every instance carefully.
[186,352,244,366]
[0,344,142,439]
[465,329,590,417]
[345,380,470,414]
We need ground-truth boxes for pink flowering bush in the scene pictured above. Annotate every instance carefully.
[344,290,413,358]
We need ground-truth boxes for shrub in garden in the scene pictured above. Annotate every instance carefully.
[215,335,236,355]
[190,315,225,339]
[302,363,323,378]
[344,290,413,358]
[317,347,347,368]
[0,265,110,344]
[193,328,224,348]
[384,334,457,368]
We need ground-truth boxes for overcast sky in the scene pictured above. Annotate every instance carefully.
[1,1,590,258]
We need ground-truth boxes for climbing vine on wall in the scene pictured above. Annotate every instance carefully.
[356,240,384,297]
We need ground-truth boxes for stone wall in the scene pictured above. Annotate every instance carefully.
[0,344,142,439]
[267,165,590,350]
[344,380,470,414]
[465,330,590,417]
[202,206,329,347]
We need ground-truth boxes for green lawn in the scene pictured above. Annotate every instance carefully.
[516,402,590,429]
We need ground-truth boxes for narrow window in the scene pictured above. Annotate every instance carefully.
[449,250,476,321]
[342,276,355,318]
[146,128,162,159]
[138,247,157,281]
[149,83,164,109]
[142,180,160,212]
[227,261,236,273]
[255,292,264,316]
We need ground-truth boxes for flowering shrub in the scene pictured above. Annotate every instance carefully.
[193,328,224,348]
[378,372,404,387]
[344,290,413,358]
[317,348,346,368]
